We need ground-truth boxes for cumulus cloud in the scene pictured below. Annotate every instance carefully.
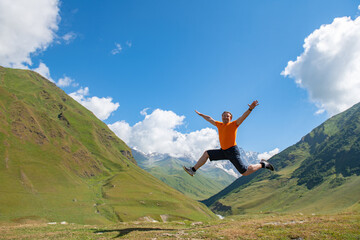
[108,120,132,143]
[57,76,78,87]
[33,62,53,82]
[257,148,280,161]
[282,16,360,116]
[0,0,79,90]
[0,0,60,68]
[108,109,219,160]
[69,87,120,121]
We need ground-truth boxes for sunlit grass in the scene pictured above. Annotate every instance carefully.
[1,212,359,239]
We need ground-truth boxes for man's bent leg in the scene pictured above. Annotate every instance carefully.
[241,164,262,176]
[194,151,209,170]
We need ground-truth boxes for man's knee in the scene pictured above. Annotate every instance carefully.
[204,151,209,158]
[241,164,255,176]
[247,165,255,171]
[241,164,260,176]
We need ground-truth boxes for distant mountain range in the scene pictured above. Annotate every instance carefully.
[132,149,235,200]
[132,147,261,200]
[0,66,216,224]
[202,102,360,215]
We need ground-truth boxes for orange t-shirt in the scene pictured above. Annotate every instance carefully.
[215,121,239,150]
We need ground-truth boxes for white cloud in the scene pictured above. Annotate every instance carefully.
[107,120,132,143]
[0,0,60,68]
[0,0,80,91]
[108,109,219,160]
[33,62,53,82]
[140,108,149,116]
[315,108,325,115]
[111,43,122,55]
[69,87,120,121]
[257,148,280,161]
[72,86,89,96]
[57,75,78,87]
[62,32,77,44]
[282,16,360,116]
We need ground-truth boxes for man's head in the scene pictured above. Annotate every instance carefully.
[222,111,232,123]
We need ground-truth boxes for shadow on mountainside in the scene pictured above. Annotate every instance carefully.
[93,227,177,238]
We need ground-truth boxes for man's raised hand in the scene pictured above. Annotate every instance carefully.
[248,100,259,110]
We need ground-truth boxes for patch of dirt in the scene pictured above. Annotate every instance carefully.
[10,102,48,145]
[39,90,51,100]
[96,128,119,146]
[63,148,103,178]
[263,220,306,226]
[11,216,48,224]
[160,215,169,222]
[61,145,71,153]
[138,216,158,222]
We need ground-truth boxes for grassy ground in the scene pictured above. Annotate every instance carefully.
[1,212,359,239]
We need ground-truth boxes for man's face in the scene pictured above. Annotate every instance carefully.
[222,112,232,123]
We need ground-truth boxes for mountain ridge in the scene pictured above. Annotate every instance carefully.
[0,66,216,224]
[203,102,360,215]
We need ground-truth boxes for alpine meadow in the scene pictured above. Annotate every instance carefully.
[203,102,360,216]
[1,66,359,240]
[0,66,216,224]
[2,1,360,239]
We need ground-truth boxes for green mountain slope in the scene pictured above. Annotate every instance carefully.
[0,66,216,224]
[203,102,360,215]
[132,150,236,200]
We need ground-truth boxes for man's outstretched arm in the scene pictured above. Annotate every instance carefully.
[236,100,259,126]
[195,110,216,126]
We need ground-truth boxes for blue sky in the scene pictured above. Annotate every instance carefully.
[1,0,360,159]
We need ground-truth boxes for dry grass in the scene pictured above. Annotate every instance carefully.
[1,212,359,239]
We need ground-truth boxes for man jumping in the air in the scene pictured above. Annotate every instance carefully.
[183,100,274,177]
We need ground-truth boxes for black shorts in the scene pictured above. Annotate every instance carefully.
[207,145,248,174]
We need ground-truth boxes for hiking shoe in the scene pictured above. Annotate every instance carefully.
[260,159,275,171]
[183,166,195,176]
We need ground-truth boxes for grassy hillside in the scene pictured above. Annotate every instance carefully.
[203,102,360,216]
[0,66,216,224]
[133,151,235,200]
